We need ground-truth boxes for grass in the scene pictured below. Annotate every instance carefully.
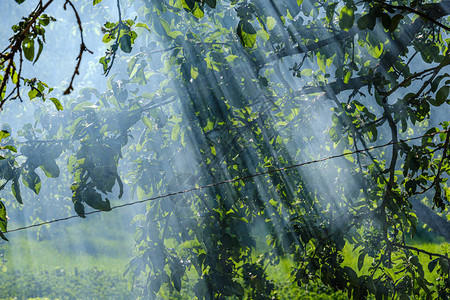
[265,258,348,300]
[341,239,448,277]
[0,209,137,299]
[0,214,447,299]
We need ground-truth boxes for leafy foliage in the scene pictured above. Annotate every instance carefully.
[1,0,450,299]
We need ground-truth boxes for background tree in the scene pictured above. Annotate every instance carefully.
[1,0,450,299]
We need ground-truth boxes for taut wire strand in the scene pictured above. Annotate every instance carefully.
[4,129,449,235]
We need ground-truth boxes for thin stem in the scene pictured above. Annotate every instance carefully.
[63,0,93,95]
[390,242,449,261]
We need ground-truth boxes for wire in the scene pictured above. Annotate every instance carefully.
[4,129,449,235]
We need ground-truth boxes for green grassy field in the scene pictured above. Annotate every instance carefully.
[0,210,136,299]
[0,215,446,299]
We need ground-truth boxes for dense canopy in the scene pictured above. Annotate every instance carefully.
[1,0,450,299]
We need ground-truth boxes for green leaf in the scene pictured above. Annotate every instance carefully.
[192,6,204,19]
[171,273,182,292]
[40,158,60,178]
[74,200,86,218]
[194,279,208,299]
[12,178,23,204]
[117,175,124,199]
[22,170,41,195]
[384,268,396,281]
[205,0,216,9]
[358,251,366,271]
[22,38,35,61]
[266,16,276,31]
[93,0,102,4]
[0,231,8,241]
[142,116,153,130]
[127,56,139,76]
[339,6,354,31]
[135,22,150,32]
[343,69,352,84]
[344,266,358,285]
[102,34,113,43]
[181,0,195,10]
[104,21,117,29]
[178,239,202,250]
[33,38,44,65]
[422,127,438,145]
[367,42,383,59]
[428,258,439,273]
[0,130,10,141]
[99,56,109,72]
[231,281,244,297]
[367,278,376,294]
[381,13,391,30]
[83,189,111,211]
[28,89,39,100]
[125,19,135,27]
[119,34,132,53]
[50,97,63,111]
[0,145,17,153]
[0,200,7,232]
[237,20,257,48]
[159,18,171,36]
[325,3,338,23]
[171,123,180,141]
[357,14,369,30]
[431,86,449,106]
[390,14,404,32]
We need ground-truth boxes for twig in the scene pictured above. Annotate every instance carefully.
[416,131,450,194]
[390,242,449,261]
[374,0,450,32]
[104,0,122,76]
[63,0,93,95]
[262,26,359,68]
[11,49,24,102]
[383,66,440,98]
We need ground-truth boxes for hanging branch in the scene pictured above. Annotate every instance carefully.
[62,0,93,95]
[10,45,25,102]
[0,0,55,109]
[390,242,450,261]
[373,0,450,32]
[0,0,92,109]
[104,0,123,76]
[416,131,450,195]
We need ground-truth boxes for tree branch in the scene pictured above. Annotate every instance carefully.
[104,0,122,76]
[390,242,449,261]
[374,0,450,32]
[62,0,93,95]
[0,0,55,109]
[262,26,359,68]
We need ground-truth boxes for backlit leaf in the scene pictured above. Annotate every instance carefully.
[339,6,354,31]
[50,97,63,111]
[119,34,132,53]
[0,200,7,232]
[205,0,216,9]
[22,38,35,61]
[431,86,449,106]
[237,20,257,48]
